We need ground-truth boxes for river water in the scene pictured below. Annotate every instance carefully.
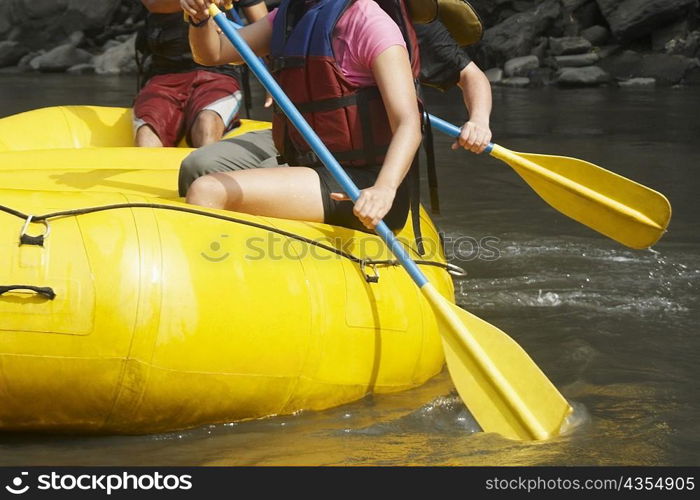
[0,74,698,466]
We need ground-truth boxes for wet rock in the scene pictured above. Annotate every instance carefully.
[635,53,698,86]
[556,65,610,86]
[0,0,122,50]
[530,37,549,61]
[652,19,689,52]
[600,50,697,85]
[598,49,643,80]
[500,77,531,88]
[549,36,593,55]
[66,63,95,75]
[684,66,700,85]
[30,43,92,73]
[559,0,605,35]
[0,41,28,68]
[581,25,610,46]
[596,45,622,60]
[484,67,504,84]
[663,31,700,58]
[572,1,605,30]
[477,0,561,67]
[554,52,601,67]
[93,34,136,75]
[17,50,40,71]
[596,0,697,42]
[504,55,540,77]
[618,77,656,88]
[66,31,85,47]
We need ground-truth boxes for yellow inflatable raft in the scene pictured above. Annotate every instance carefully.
[0,106,455,434]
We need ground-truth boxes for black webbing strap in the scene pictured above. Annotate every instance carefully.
[408,155,425,256]
[423,112,441,214]
[355,88,374,167]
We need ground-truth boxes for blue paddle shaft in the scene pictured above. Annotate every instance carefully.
[427,114,494,154]
[212,12,429,287]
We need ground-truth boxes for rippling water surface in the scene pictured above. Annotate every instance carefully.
[0,74,698,465]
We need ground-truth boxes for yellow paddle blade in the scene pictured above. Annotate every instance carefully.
[422,284,572,441]
[490,145,672,249]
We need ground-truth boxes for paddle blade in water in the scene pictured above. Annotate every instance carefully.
[423,285,572,441]
[491,146,672,249]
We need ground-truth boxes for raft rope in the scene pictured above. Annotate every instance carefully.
[0,203,467,278]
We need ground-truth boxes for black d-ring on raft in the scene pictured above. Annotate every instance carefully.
[19,215,50,247]
[0,285,56,300]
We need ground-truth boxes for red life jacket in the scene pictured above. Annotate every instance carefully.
[269,0,421,167]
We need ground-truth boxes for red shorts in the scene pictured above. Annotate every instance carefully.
[133,70,242,147]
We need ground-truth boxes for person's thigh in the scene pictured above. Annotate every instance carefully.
[133,73,191,146]
[193,167,325,222]
[178,129,281,196]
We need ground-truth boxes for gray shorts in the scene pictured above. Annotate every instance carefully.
[178,129,280,196]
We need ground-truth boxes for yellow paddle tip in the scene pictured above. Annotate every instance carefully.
[209,3,222,16]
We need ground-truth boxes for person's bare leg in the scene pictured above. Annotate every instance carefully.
[135,124,164,147]
[186,167,325,223]
[190,110,226,148]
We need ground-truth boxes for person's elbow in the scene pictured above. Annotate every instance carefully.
[459,61,490,88]
[395,108,422,145]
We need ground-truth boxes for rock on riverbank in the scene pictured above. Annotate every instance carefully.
[470,0,700,87]
[1,0,699,88]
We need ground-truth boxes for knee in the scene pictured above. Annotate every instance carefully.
[191,111,224,146]
[186,174,235,209]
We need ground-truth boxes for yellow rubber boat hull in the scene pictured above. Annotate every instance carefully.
[0,106,454,434]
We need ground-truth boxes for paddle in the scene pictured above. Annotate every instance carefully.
[427,114,672,249]
[209,4,571,441]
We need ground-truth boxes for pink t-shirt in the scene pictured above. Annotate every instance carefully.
[267,0,406,87]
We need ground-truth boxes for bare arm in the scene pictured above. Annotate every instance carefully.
[333,45,421,230]
[181,0,272,66]
[454,61,493,153]
[372,46,422,193]
[142,0,184,13]
[241,2,269,23]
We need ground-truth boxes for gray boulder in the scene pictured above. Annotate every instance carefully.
[556,66,611,86]
[30,43,92,72]
[0,40,28,68]
[652,19,689,51]
[598,50,644,80]
[596,0,696,42]
[93,34,136,75]
[0,0,121,49]
[618,77,656,88]
[554,52,601,67]
[684,66,700,85]
[504,55,540,77]
[600,50,697,85]
[581,25,610,46]
[635,53,698,86]
[663,31,700,58]
[549,37,593,55]
[66,63,95,75]
[478,0,561,67]
[500,77,531,88]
